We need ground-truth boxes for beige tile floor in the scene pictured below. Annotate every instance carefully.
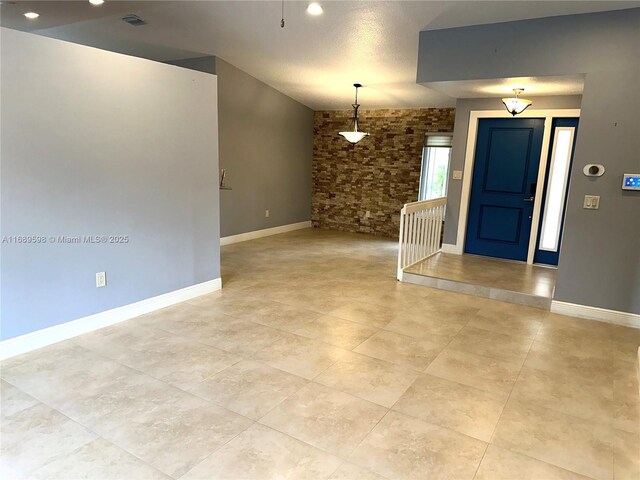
[1,228,638,480]
[405,252,557,298]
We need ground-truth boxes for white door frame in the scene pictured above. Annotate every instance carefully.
[452,108,581,265]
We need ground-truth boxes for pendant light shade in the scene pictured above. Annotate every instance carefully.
[339,131,369,143]
[339,83,369,144]
[502,88,532,116]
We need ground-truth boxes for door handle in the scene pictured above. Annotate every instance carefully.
[524,196,535,202]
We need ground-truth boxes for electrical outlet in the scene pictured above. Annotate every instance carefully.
[265,209,270,218]
[583,195,600,209]
[365,210,371,218]
[96,271,106,288]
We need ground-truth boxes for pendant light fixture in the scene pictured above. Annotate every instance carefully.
[339,83,369,144]
[502,88,532,116]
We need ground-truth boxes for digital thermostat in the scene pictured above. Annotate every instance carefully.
[622,173,640,190]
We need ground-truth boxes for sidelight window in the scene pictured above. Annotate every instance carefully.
[539,127,575,252]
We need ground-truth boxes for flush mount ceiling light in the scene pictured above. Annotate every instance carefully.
[89,0,105,5]
[24,11,39,19]
[339,83,370,144]
[306,2,323,15]
[502,88,532,116]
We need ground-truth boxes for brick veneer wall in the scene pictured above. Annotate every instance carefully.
[312,108,455,237]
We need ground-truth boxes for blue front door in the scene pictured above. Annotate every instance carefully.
[465,118,545,261]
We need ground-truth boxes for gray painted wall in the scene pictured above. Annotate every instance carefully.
[443,96,583,244]
[418,9,640,314]
[418,8,640,83]
[1,28,220,340]
[555,68,640,314]
[216,59,314,237]
[166,57,314,238]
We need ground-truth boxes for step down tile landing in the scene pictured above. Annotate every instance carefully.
[402,253,556,310]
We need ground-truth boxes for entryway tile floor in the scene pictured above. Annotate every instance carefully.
[1,228,638,479]
[404,252,557,309]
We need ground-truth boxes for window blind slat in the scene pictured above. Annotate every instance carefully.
[424,133,453,147]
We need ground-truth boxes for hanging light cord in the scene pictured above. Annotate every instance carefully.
[353,84,361,131]
[280,0,285,28]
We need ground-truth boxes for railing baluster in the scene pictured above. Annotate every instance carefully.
[403,214,408,268]
[422,211,428,259]
[408,213,413,264]
[397,206,405,280]
[404,213,409,267]
[431,207,437,255]
[429,207,437,255]
[418,213,423,263]
[411,212,420,263]
[423,212,429,259]
[434,207,440,252]
[437,207,442,251]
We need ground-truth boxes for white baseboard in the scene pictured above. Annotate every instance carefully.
[440,243,462,254]
[0,278,222,360]
[551,300,640,329]
[220,221,311,246]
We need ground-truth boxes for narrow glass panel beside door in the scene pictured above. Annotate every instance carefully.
[539,127,575,251]
[534,118,579,266]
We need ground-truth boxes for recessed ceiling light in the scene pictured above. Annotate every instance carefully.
[24,11,39,19]
[89,0,105,5]
[306,3,323,16]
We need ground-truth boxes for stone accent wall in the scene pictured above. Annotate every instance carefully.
[312,108,455,237]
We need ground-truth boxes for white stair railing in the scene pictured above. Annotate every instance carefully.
[397,197,447,280]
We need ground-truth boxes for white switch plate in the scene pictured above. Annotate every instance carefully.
[583,195,600,209]
[452,170,463,180]
[96,271,106,288]
[265,210,270,218]
[365,210,371,218]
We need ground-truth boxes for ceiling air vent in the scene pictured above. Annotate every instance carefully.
[122,14,146,26]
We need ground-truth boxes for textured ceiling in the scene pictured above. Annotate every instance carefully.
[2,1,637,109]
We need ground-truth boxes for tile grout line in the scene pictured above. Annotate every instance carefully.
[4,341,263,479]
[487,319,542,447]
[481,317,609,480]
[469,325,537,480]
[2,385,168,480]
[175,419,258,480]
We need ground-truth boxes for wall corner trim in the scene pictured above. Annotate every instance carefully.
[0,278,222,360]
[550,300,640,329]
[220,221,311,246]
[440,243,463,255]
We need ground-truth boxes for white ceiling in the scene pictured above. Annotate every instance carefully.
[2,1,638,109]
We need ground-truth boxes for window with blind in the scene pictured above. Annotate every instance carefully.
[418,133,453,201]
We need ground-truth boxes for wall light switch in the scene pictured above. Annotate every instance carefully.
[365,210,371,218]
[452,170,463,180]
[265,209,270,218]
[96,271,106,288]
[583,195,600,209]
